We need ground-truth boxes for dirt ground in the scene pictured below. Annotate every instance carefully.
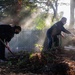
[0,48,75,75]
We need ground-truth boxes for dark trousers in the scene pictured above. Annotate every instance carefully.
[0,40,5,60]
[47,34,52,49]
[47,35,59,49]
[53,36,59,47]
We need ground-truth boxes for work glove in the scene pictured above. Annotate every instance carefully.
[61,32,66,38]
[5,42,10,50]
[6,45,10,50]
[61,33,65,38]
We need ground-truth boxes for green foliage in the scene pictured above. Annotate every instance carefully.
[35,14,46,30]
[7,61,12,66]
[0,0,37,20]
[35,44,43,51]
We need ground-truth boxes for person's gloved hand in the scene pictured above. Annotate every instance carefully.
[6,45,10,50]
[61,32,65,38]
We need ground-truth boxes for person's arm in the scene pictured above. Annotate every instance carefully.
[5,42,11,50]
[62,27,71,34]
[62,27,75,37]
[0,38,10,50]
[4,41,15,56]
[5,33,14,42]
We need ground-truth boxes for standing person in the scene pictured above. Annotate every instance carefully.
[46,17,71,49]
[0,24,21,62]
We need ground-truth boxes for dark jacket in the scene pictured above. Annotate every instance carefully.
[0,25,15,42]
[47,21,71,37]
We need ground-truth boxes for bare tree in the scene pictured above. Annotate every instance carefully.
[46,0,58,22]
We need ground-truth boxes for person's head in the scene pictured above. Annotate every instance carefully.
[14,26,21,34]
[61,17,67,25]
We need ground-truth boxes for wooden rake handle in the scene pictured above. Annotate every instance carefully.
[0,38,16,56]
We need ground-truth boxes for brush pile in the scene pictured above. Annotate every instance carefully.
[0,49,75,75]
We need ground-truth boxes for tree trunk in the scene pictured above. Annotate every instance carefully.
[70,0,75,28]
